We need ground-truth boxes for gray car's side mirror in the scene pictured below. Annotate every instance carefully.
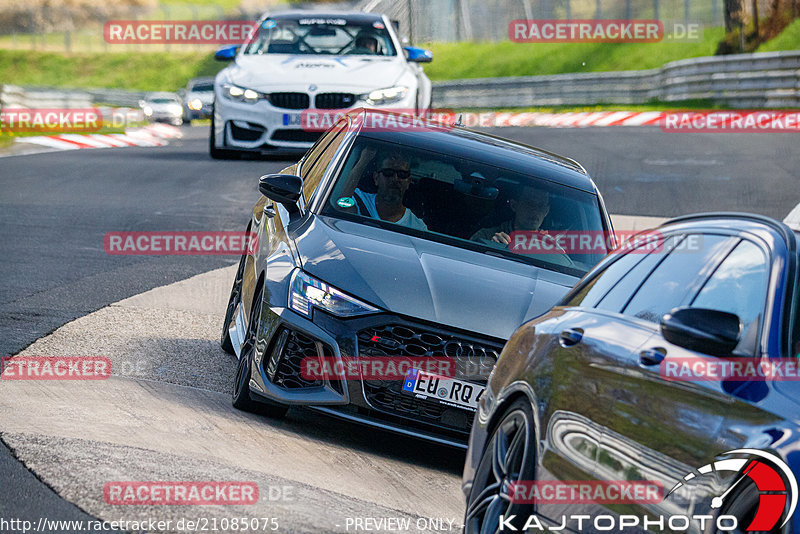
[258,174,303,213]
[660,307,742,357]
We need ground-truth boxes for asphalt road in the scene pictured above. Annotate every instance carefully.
[0,124,798,531]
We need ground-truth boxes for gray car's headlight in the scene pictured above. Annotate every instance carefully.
[361,86,409,106]
[221,84,260,104]
[289,270,379,318]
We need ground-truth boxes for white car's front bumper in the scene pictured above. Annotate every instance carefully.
[212,88,418,152]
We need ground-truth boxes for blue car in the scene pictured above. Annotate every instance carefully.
[463,213,800,533]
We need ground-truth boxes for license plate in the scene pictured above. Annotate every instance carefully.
[402,369,485,411]
[282,113,302,126]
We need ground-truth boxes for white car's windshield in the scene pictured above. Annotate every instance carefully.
[242,17,397,57]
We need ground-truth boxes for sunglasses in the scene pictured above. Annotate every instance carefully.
[378,168,411,180]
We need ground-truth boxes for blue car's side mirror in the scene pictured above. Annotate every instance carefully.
[403,46,432,63]
[214,45,238,61]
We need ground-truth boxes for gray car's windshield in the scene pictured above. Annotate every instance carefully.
[242,17,396,56]
[321,138,608,274]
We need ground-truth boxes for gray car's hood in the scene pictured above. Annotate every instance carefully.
[294,216,579,340]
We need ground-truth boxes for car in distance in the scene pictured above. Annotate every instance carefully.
[139,92,183,126]
[220,108,614,447]
[210,11,433,159]
[181,77,215,121]
[462,213,800,533]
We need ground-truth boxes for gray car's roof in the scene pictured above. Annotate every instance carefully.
[351,109,596,193]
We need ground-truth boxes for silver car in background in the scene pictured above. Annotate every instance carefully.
[140,92,183,126]
[180,78,215,121]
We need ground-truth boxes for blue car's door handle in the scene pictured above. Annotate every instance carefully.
[559,328,583,347]
[639,348,666,366]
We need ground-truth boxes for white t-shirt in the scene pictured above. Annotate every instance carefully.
[354,189,428,231]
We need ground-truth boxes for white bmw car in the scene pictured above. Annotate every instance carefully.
[210,11,433,159]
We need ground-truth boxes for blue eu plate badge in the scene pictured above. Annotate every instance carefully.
[403,368,419,392]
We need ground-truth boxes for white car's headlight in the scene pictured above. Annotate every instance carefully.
[361,86,409,106]
[142,106,153,116]
[222,84,261,104]
[188,98,203,110]
[168,104,183,115]
[289,270,379,318]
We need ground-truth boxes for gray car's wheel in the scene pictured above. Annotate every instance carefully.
[465,398,536,534]
[232,285,289,418]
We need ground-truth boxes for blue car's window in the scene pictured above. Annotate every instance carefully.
[566,247,652,308]
[622,235,736,324]
[243,18,396,56]
[567,235,670,309]
[691,239,769,356]
[594,235,680,313]
[322,138,608,274]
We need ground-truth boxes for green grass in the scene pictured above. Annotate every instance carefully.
[422,27,728,80]
[160,0,242,9]
[757,18,800,52]
[0,20,796,93]
[0,50,223,91]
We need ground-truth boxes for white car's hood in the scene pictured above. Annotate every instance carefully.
[225,54,408,91]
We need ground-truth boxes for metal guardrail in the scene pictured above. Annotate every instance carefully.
[2,51,798,114]
[432,51,800,108]
[0,85,150,108]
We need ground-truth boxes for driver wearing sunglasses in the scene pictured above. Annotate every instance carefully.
[352,152,428,231]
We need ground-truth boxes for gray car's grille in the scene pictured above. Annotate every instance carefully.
[272,329,324,389]
[357,324,502,433]
[268,92,310,110]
